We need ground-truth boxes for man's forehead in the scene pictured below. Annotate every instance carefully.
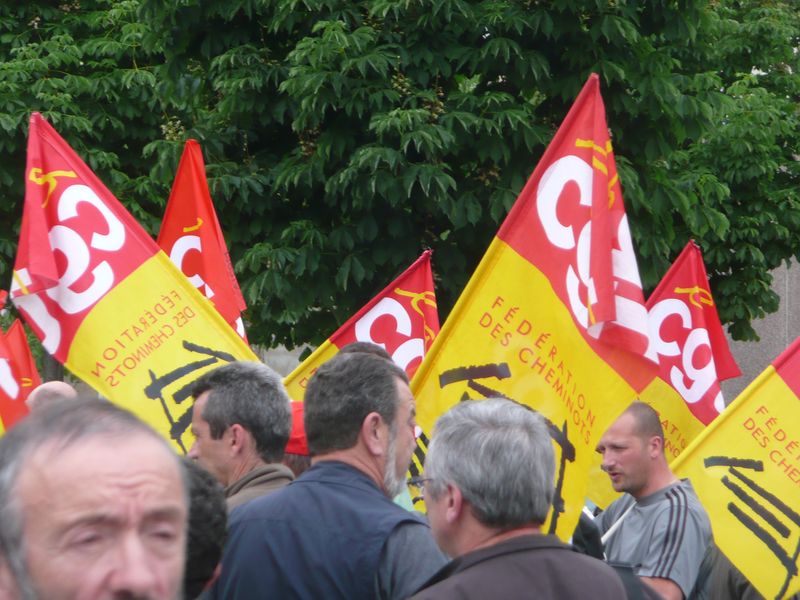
[20,431,179,486]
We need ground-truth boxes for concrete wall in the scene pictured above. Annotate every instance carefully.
[721,260,800,403]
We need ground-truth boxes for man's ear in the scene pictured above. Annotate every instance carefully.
[360,411,388,457]
[228,424,248,456]
[648,435,663,458]
[444,484,465,525]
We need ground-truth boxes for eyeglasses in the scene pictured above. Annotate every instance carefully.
[407,476,434,498]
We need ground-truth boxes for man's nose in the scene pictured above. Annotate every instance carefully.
[108,534,161,596]
[600,454,613,472]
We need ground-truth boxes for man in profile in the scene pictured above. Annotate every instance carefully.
[0,396,187,599]
[188,361,293,510]
[213,351,446,599]
[595,401,713,600]
[409,398,625,599]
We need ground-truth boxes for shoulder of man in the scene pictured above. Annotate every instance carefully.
[376,517,447,600]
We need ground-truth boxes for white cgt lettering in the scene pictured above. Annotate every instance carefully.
[45,185,125,314]
[647,297,718,408]
[537,154,648,342]
[169,235,215,299]
[354,297,424,371]
[0,359,19,400]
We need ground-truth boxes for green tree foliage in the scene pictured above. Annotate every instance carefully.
[1,0,799,350]
[0,1,170,262]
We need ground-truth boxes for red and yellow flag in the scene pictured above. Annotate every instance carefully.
[9,113,257,451]
[284,250,439,401]
[0,320,41,430]
[589,241,740,507]
[411,74,656,539]
[157,140,248,341]
[643,240,739,449]
[672,337,800,599]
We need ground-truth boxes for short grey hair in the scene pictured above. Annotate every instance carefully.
[191,361,292,463]
[424,398,555,528]
[304,352,408,456]
[0,396,185,599]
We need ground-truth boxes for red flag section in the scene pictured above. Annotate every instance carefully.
[157,140,247,340]
[0,320,40,430]
[284,250,439,400]
[9,113,256,450]
[644,240,740,424]
[498,75,655,391]
[411,74,655,538]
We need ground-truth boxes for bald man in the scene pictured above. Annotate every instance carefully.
[25,380,78,412]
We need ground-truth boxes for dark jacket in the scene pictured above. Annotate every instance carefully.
[213,461,424,600]
[409,534,626,600]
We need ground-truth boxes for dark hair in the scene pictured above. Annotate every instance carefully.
[182,458,227,599]
[337,341,392,361]
[191,361,292,463]
[625,401,664,442]
[304,352,408,456]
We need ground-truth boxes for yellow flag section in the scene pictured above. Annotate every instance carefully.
[412,75,656,540]
[413,243,640,538]
[284,338,339,400]
[10,113,257,452]
[66,252,257,450]
[672,337,800,599]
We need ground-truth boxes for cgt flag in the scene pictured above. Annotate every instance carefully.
[410,74,656,540]
[0,320,41,431]
[672,337,800,599]
[589,241,740,507]
[157,140,248,341]
[284,250,439,401]
[9,113,257,451]
[642,240,739,451]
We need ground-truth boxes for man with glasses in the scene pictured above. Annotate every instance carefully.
[410,398,626,599]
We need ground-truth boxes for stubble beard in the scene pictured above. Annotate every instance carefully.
[383,426,406,499]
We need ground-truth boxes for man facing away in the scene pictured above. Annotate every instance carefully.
[212,351,446,600]
[409,397,626,599]
[0,396,187,600]
[595,401,713,600]
[188,361,294,511]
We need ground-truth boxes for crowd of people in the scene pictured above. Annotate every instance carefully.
[0,343,786,599]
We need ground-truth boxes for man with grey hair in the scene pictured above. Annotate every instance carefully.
[188,361,293,511]
[410,398,626,599]
[212,351,446,599]
[0,396,187,600]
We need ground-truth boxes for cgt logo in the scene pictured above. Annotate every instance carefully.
[353,291,431,374]
[13,179,131,356]
[536,149,648,343]
[646,295,724,414]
